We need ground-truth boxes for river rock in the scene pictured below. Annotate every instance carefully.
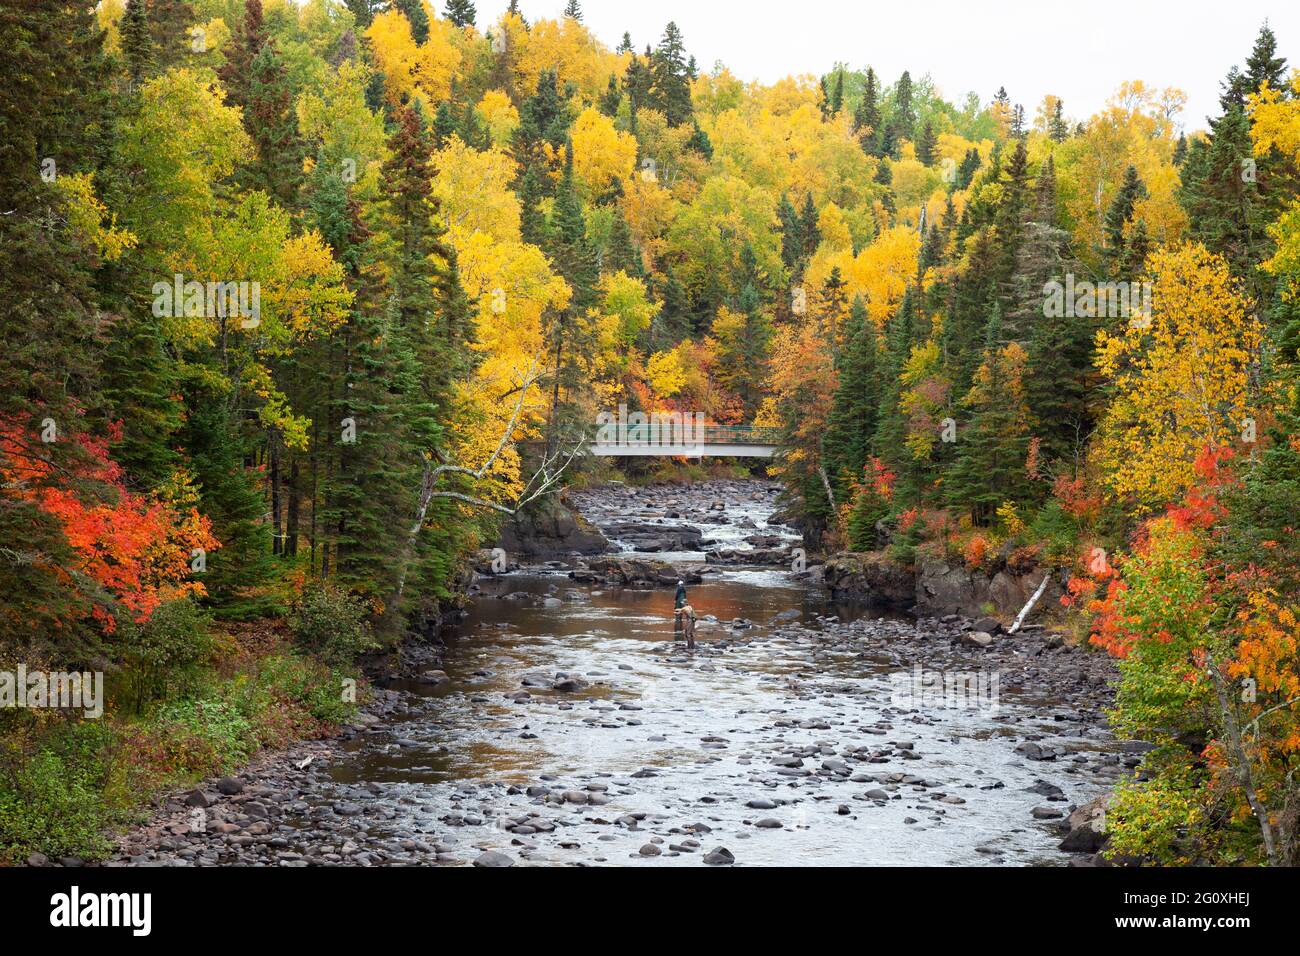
[474,850,515,867]
[1015,741,1057,761]
[703,847,735,865]
[603,522,704,553]
[495,495,609,558]
[579,557,702,588]
[552,675,589,692]
[1059,794,1111,853]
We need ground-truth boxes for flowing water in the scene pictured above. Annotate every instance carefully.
[300,484,1119,867]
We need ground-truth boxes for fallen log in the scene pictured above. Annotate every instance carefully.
[1008,573,1051,634]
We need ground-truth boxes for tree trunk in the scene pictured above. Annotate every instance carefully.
[1209,659,1278,865]
[285,456,300,558]
[269,437,282,556]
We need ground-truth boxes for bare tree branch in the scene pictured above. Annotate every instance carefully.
[395,359,586,598]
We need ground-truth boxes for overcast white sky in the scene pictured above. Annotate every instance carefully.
[472,0,1298,133]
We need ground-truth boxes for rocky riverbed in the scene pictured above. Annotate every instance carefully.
[107,479,1124,867]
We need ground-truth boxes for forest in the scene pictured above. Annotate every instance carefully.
[1,0,1299,868]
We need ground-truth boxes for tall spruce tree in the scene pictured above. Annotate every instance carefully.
[1103,164,1147,273]
[854,67,882,155]
[242,41,303,207]
[121,0,155,87]
[393,0,430,43]
[649,22,693,127]
[823,296,881,500]
[444,0,476,28]
[146,0,195,72]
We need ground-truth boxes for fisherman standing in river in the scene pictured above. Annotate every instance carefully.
[674,579,687,638]
[675,603,698,650]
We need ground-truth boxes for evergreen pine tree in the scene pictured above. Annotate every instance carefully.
[242,41,303,207]
[777,193,803,272]
[1103,164,1147,272]
[888,70,915,149]
[992,138,1031,296]
[956,148,981,189]
[944,329,1032,523]
[799,193,821,261]
[145,0,195,72]
[519,164,547,245]
[444,0,476,28]
[1049,98,1069,142]
[854,67,882,155]
[599,74,621,116]
[649,22,693,127]
[393,0,430,43]
[686,123,713,158]
[121,0,155,87]
[1015,156,1094,471]
[345,0,380,29]
[102,311,183,493]
[218,0,267,110]
[1244,21,1287,93]
[606,211,643,276]
[823,296,880,499]
[873,288,917,479]
[513,69,572,189]
[915,121,936,165]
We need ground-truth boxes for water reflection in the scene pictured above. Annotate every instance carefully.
[322,565,1112,866]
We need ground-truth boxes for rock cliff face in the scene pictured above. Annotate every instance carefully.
[494,494,610,558]
[914,558,1061,617]
[822,552,917,608]
[824,551,1062,620]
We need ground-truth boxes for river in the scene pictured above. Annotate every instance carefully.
[111,479,1123,867]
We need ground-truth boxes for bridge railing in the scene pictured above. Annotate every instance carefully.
[588,422,781,446]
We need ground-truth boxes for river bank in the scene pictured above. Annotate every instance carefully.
[104,479,1124,867]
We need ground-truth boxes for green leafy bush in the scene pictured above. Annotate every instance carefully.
[0,721,121,863]
[256,654,358,726]
[1028,500,1082,564]
[292,585,379,666]
[118,597,214,713]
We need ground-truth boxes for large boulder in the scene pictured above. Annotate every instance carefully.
[706,546,792,567]
[1058,794,1111,853]
[575,557,702,588]
[823,552,916,608]
[915,559,984,616]
[603,522,704,553]
[494,495,609,558]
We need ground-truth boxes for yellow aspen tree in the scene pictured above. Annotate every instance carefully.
[1095,243,1262,510]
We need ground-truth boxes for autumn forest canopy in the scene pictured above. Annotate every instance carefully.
[2,0,1300,867]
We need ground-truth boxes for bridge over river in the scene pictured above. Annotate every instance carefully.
[587,422,780,458]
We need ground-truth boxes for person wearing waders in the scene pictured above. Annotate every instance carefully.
[674,579,687,638]
[675,603,698,650]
